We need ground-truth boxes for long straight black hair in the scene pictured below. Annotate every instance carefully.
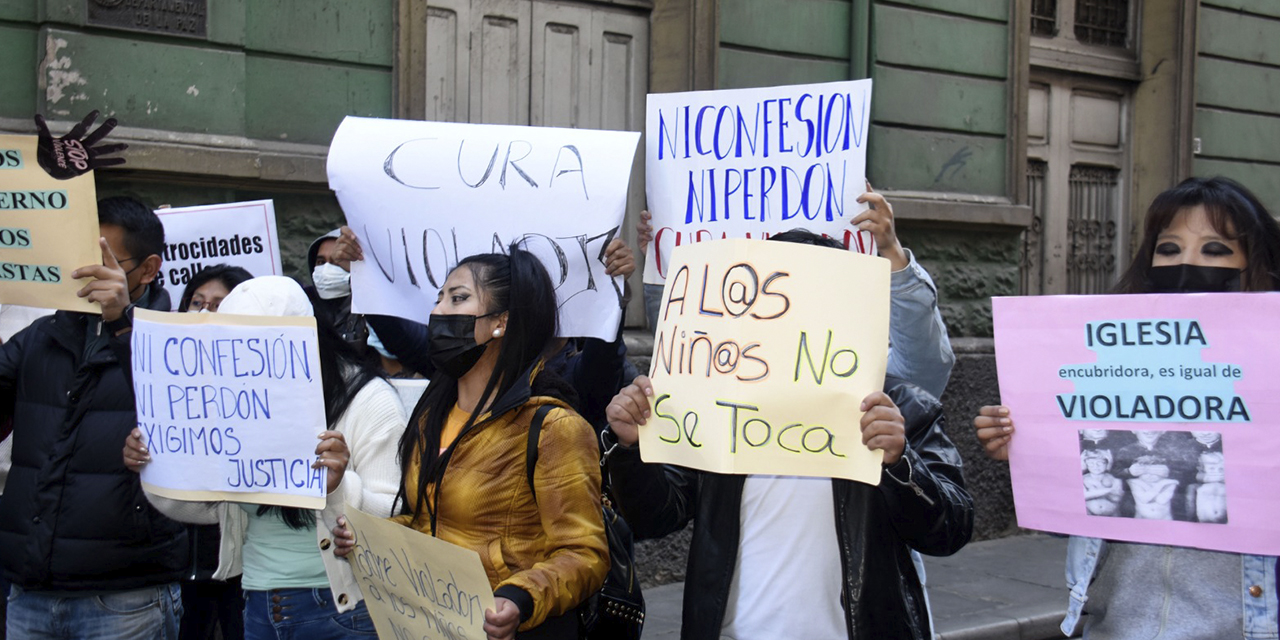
[395,243,559,524]
[259,304,386,529]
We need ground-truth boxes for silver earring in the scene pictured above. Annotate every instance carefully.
[493,329,501,337]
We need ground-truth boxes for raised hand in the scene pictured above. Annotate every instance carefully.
[853,182,908,271]
[973,405,1014,461]
[71,238,131,321]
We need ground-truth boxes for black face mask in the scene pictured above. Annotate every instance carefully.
[1147,265,1242,293]
[427,312,499,379]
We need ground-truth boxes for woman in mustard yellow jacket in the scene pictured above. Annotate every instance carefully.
[337,245,608,640]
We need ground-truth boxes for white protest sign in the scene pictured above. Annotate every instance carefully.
[644,79,875,283]
[155,200,283,311]
[327,116,641,341]
[132,308,327,509]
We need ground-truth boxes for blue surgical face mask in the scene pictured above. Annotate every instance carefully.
[312,263,351,300]
[367,326,395,360]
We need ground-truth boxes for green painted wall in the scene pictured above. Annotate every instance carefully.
[715,0,1018,337]
[867,2,1009,196]
[4,3,394,139]
[1193,2,1280,212]
[0,1,394,281]
[717,0,852,88]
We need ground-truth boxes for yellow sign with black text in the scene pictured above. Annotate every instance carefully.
[0,134,100,312]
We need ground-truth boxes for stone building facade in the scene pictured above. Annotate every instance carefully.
[2,0,1278,584]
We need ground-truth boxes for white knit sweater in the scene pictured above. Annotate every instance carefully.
[145,375,407,613]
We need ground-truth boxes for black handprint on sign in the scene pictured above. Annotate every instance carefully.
[35,110,128,180]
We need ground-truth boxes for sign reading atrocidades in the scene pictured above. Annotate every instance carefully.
[155,200,283,310]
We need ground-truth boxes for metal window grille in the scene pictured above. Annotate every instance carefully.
[1021,161,1047,294]
[1075,0,1129,48]
[1031,0,1058,37]
[1066,165,1120,294]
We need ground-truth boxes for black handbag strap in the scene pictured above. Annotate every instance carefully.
[524,404,556,503]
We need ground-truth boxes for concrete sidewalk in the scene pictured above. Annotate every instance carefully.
[640,534,1071,640]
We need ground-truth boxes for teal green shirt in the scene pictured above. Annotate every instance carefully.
[238,505,328,591]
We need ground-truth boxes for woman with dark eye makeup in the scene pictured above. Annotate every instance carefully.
[974,177,1280,639]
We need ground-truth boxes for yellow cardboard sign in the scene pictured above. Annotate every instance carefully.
[641,238,890,483]
[0,135,100,312]
[344,504,495,640]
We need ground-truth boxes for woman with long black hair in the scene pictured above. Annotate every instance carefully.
[124,276,407,640]
[334,245,608,640]
[974,177,1280,638]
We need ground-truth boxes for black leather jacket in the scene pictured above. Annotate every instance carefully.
[608,375,973,639]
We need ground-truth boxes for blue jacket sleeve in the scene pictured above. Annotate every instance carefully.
[885,249,955,399]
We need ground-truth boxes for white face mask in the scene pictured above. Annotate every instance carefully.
[312,263,351,300]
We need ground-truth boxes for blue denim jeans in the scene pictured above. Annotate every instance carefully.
[243,588,375,640]
[6,583,182,640]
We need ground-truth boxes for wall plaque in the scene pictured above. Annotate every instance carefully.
[87,0,208,39]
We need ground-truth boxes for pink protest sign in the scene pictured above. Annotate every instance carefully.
[993,293,1280,555]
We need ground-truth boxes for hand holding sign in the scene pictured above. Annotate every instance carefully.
[603,238,635,279]
[123,427,150,471]
[860,391,906,466]
[314,430,349,494]
[852,184,901,271]
[485,599,521,640]
[332,226,364,267]
[35,110,127,180]
[70,238,131,322]
[973,405,1014,461]
[605,375,653,447]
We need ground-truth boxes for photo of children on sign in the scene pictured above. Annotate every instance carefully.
[1077,429,1228,524]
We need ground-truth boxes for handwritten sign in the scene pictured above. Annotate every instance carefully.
[344,503,494,640]
[132,308,327,509]
[643,80,875,284]
[327,116,641,341]
[641,238,889,482]
[0,134,100,312]
[155,200,282,310]
[994,293,1280,555]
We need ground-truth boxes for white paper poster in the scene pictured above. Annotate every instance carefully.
[132,309,327,509]
[327,116,641,341]
[644,80,875,283]
[155,200,282,310]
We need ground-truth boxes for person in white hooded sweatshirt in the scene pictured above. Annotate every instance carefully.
[123,275,406,640]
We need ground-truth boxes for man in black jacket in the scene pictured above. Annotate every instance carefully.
[602,230,973,640]
[0,197,188,638]
[605,374,972,639]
